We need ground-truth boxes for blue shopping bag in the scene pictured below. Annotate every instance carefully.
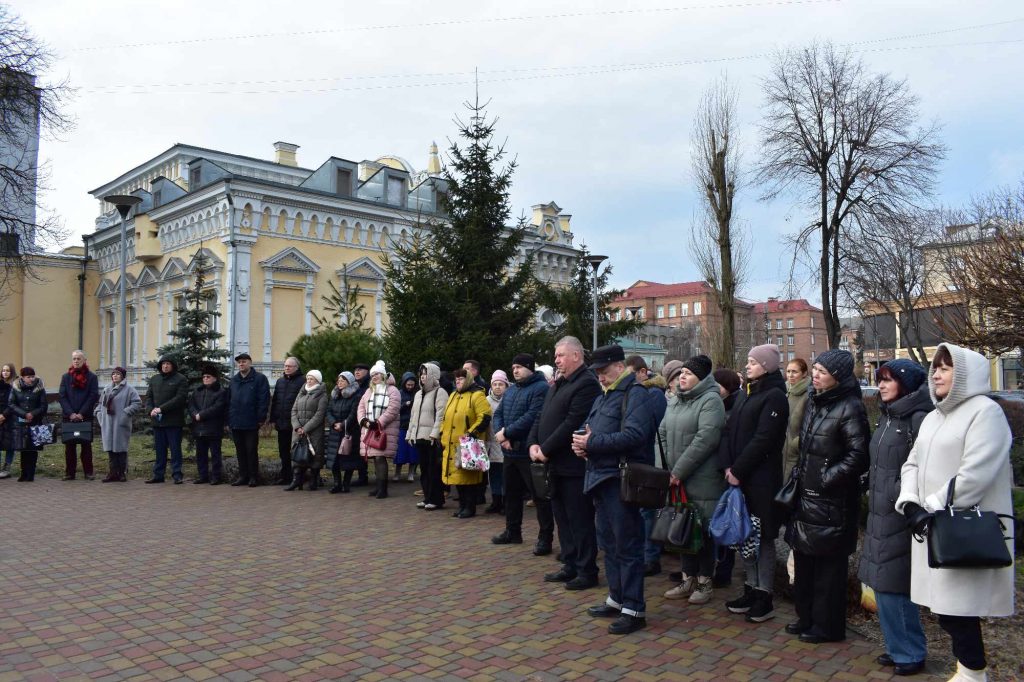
[708,486,753,546]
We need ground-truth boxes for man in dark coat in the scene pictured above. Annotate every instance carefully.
[227,353,270,487]
[491,352,552,555]
[269,356,303,485]
[352,362,371,486]
[528,336,602,590]
[58,350,100,480]
[573,344,665,635]
[145,355,189,484]
[188,365,229,485]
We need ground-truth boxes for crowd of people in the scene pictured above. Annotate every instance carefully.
[0,337,1014,680]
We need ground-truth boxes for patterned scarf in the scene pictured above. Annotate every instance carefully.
[370,382,390,421]
[70,363,90,390]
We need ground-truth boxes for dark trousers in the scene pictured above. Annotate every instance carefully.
[793,551,849,640]
[592,476,646,617]
[64,441,94,478]
[937,614,986,671]
[416,440,444,506]
[195,437,223,481]
[550,473,598,579]
[504,458,554,542]
[232,429,260,483]
[276,428,292,482]
[153,426,183,480]
[18,451,38,480]
[681,528,716,578]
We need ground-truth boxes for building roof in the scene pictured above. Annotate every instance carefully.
[616,280,713,301]
[751,298,822,314]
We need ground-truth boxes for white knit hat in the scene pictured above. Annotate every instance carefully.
[370,360,387,377]
[306,369,322,384]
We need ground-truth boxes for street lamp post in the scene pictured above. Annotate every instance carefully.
[584,254,608,351]
[103,194,142,370]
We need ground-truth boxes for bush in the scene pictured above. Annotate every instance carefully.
[992,397,1024,486]
[288,328,384,385]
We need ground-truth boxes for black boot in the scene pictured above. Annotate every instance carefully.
[329,471,343,494]
[285,470,304,491]
[341,470,353,493]
[485,494,504,514]
[308,469,319,491]
[376,476,388,499]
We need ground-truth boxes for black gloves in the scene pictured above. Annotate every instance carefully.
[903,502,933,537]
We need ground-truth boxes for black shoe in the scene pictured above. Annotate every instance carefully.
[533,540,553,556]
[230,478,246,486]
[725,584,755,614]
[193,478,210,485]
[173,477,183,485]
[893,660,926,676]
[587,604,620,618]
[210,479,222,486]
[544,568,577,583]
[457,509,476,519]
[877,654,894,667]
[492,530,524,545]
[248,479,258,487]
[644,561,661,577]
[798,632,844,644]
[608,614,646,635]
[744,590,774,623]
[785,621,810,635]
[145,478,164,484]
[329,484,343,494]
[565,576,598,591]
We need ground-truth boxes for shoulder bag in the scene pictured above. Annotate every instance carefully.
[924,477,1014,569]
[363,423,387,451]
[618,386,670,508]
[338,421,353,456]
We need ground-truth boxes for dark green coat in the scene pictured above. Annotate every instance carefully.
[145,363,189,428]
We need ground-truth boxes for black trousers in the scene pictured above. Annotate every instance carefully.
[232,429,261,483]
[276,428,292,482]
[550,473,598,579]
[19,451,38,480]
[504,458,554,542]
[416,440,444,506]
[937,614,986,671]
[793,551,849,640]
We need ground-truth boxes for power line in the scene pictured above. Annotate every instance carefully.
[69,0,841,52]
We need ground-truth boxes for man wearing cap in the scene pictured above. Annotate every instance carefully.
[188,365,229,484]
[270,357,303,485]
[528,336,603,591]
[145,355,189,484]
[227,353,270,487]
[573,343,665,635]
[492,352,554,555]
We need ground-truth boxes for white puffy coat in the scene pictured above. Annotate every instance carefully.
[896,343,1014,618]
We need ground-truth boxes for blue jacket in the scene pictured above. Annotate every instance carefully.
[227,369,270,430]
[492,370,548,459]
[583,372,665,493]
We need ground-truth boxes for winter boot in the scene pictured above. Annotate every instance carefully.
[485,494,505,514]
[948,663,987,682]
[726,584,756,614]
[102,454,118,482]
[285,470,304,491]
[308,469,320,491]
[329,471,343,494]
[376,476,389,499]
[744,589,775,622]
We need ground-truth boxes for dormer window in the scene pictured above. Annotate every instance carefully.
[189,166,201,191]
[336,168,352,197]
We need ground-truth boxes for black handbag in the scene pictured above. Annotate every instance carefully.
[530,462,552,501]
[925,477,1014,569]
[773,473,798,513]
[61,421,93,445]
[291,436,311,466]
[616,387,670,509]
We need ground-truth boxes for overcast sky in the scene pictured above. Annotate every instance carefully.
[11,0,1024,304]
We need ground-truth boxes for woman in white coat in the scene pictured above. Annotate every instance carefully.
[896,343,1014,682]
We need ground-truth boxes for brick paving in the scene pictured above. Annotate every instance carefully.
[0,478,948,681]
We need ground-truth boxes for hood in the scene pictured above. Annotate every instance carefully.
[643,374,667,391]
[16,376,44,392]
[787,376,810,398]
[677,371,719,401]
[458,381,485,395]
[418,363,440,392]
[158,355,178,374]
[931,342,992,413]
[401,371,417,386]
[881,382,934,420]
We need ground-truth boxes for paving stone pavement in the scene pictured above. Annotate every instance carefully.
[0,478,949,681]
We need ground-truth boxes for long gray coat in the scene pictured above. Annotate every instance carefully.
[94,382,143,453]
[291,383,327,469]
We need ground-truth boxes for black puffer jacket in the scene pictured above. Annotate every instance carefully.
[858,384,932,593]
[270,371,304,431]
[717,370,789,540]
[786,374,870,556]
[325,387,361,468]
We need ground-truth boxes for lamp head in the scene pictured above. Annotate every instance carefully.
[103,194,143,219]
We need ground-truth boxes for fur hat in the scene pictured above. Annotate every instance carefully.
[815,349,855,383]
[681,354,713,381]
[748,344,781,374]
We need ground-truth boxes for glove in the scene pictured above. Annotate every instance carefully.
[903,502,933,537]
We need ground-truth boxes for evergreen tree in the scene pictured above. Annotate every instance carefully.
[311,265,367,330]
[382,99,541,372]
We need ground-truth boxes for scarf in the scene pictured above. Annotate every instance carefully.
[370,382,390,421]
[70,363,90,390]
[104,382,123,415]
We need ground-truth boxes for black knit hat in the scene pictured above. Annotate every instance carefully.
[511,353,535,372]
[815,349,855,382]
[681,354,713,381]
[713,368,741,394]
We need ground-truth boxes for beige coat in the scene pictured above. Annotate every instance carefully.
[406,363,448,443]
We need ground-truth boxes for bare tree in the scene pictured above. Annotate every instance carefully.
[1,5,73,305]
[689,75,749,367]
[755,42,945,349]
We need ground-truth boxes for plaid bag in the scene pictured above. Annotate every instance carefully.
[738,514,761,560]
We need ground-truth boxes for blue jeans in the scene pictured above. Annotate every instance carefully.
[591,477,646,617]
[640,508,662,564]
[489,461,504,496]
[876,591,927,664]
[152,426,183,480]
[3,451,13,467]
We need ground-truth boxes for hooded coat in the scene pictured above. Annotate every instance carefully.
[95,380,142,452]
[9,377,48,451]
[858,383,933,594]
[440,383,491,486]
[358,376,400,459]
[896,343,1015,617]
[658,372,727,521]
[291,382,328,469]
[407,363,448,443]
[784,376,810,473]
[146,356,189,427]
[398,372,417,431]
[786,373,870,556]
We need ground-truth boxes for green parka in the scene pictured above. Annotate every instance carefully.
[784,376,810,474]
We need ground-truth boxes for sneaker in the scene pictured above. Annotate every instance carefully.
[0,468,10,479]
[664,576,695,600]
[744,590,774,623]
[423,503,437,510]
[688,578,713,605]
[726,584,755,613]
[407,473,415,482]
[416,501,427,508]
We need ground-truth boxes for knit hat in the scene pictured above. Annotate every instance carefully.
[536,365,554,382]
[878,359,927,393]
[511,353,535,371]
[490,370,509,386]
[713,368,741,394]
[681,354,713,381]
[815,349,855,382]
[748,344,781,373]
[306,369,322,384]
[662,360,684,385]
[338,371,356,386]
[369,360,386,377]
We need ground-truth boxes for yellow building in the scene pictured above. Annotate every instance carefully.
[0,141,581,385]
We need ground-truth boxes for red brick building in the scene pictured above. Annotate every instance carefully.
[751,299,827,365]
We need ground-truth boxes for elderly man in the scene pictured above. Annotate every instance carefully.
[573,344,666,635]
[145,355,189,484]
[228,352,270,487]
[270,356,303,485]
[528,336,602,590]
[58,350,100,480]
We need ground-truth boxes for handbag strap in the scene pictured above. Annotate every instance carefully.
[944,477,957,509]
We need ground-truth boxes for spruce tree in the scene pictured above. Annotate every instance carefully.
[383,99,541,372]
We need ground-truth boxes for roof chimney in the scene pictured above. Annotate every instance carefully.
[273,141,299,167]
